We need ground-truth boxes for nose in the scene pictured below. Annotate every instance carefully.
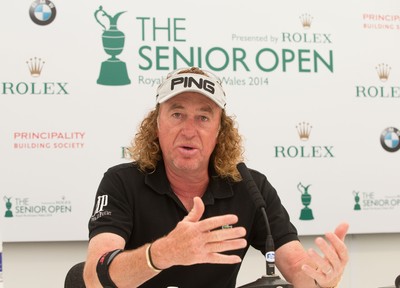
[181,118,196,137]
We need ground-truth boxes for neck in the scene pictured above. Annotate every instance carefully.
[166,168,209,210]
[171,179,208,198]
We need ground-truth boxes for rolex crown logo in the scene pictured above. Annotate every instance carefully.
[300,13,313,29]
[26,57,45,77]
[296,122,312,141]
[375,63,391,82]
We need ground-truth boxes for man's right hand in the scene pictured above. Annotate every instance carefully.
[150,196,247,269]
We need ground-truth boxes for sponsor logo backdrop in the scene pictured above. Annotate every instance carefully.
[1,0,399,241]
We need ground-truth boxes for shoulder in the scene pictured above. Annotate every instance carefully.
[105,162,142,176]
[101,162,146,184]
[246,167,271,187]
[247,167,266,179]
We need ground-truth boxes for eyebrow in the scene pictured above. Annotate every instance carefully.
[168,102,215,115]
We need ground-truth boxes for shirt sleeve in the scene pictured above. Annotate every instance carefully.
[88,166,134,242]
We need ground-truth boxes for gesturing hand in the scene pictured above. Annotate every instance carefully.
[302,222,349,287]
[151,197,247,269]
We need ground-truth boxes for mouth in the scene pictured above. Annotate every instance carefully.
[182,145,195,150]
[177,144,198,155]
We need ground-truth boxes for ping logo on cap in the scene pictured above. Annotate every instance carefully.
[170,76,215,94]
[156,70,226,109]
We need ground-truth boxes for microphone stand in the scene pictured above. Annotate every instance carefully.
[237,163,293,288]
[237,207,293,288]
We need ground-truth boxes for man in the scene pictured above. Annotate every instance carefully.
[83,67,348,288]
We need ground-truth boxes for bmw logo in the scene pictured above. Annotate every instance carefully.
[29,0,57,26]
[380,127,400,152]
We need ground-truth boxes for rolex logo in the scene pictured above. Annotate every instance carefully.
[375,63,391,82]
[296,122,312,141]
[299,13,313,29]
[275,122,333,158]
[26,57,45,77]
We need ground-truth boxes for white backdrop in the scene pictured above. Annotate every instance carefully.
[1,0,400,242]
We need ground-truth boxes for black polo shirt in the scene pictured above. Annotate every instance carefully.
[88,161,298,288]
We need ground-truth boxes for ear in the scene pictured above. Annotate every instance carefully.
[156,115,160,134]
[215,124,221,139]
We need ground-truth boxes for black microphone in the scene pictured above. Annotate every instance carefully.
[380,274,400,288]
[395,274,400,288]
[236,162,293,288]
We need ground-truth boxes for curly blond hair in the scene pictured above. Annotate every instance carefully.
[128,67,244,182]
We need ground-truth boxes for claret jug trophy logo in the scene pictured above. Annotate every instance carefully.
[4,196,13,218]
[353,191,361,211]
[298,182,314,220]
[95,6,131,86]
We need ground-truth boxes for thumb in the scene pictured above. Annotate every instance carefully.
[184,196,205,223]
[334,222,349,241]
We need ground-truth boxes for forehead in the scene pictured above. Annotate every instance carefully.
[161,92,220,111]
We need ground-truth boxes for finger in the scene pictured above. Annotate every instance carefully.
[316,224,349,265]
[306,246,326,269]
[302,263,335,286]
[325,232,349,265]
[206,253,243,264]
[184,196,204,223]
[206,226,247,243]
[302,263,320,279]
[305,245,336,278]
[198,214,239,232]
[206,238,247,253]
[315,237,336,261]
[313,236,347,286]
[314,236,343,271]
[334,222,349,241]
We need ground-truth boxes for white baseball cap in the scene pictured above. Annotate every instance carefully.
[156,67,226,109]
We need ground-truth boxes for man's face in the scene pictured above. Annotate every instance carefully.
[157,92,222,175]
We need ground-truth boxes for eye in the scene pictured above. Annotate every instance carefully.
[199,115,209,122]
[172,112,183,119]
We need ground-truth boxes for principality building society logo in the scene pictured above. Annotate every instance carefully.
[29,0,57,26]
